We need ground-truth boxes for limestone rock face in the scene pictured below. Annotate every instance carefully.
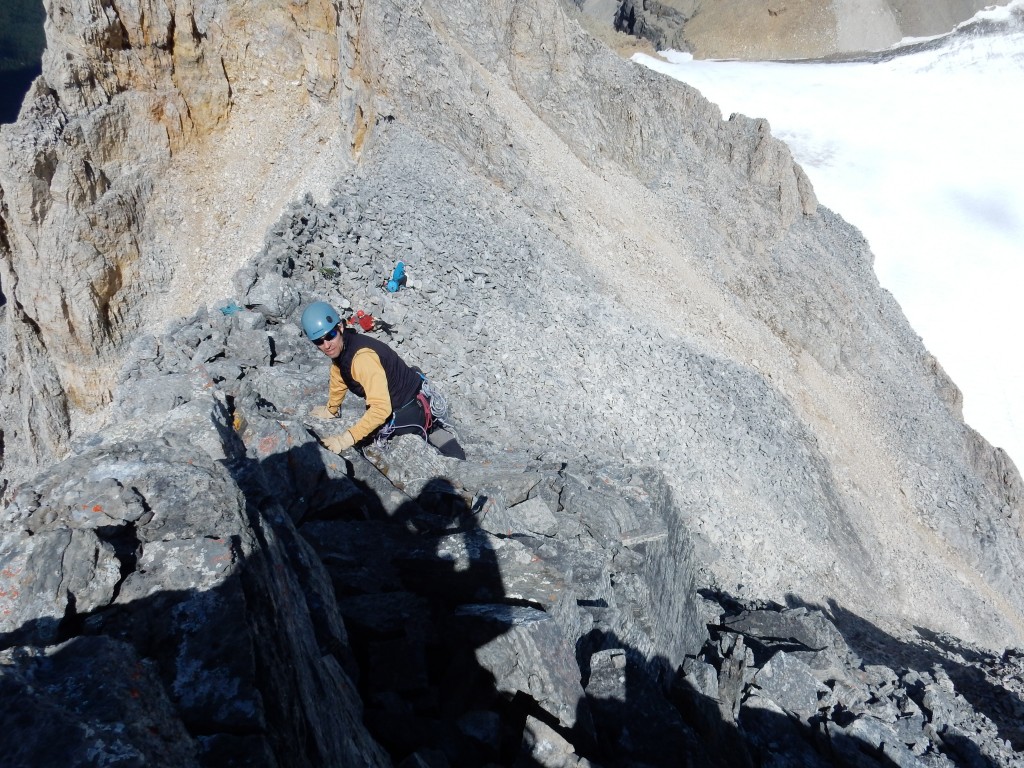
[3,325,1021,764]
[610,0,997,59]
[343,0,815,229]
[0,0,342,485]
[0,0,818,491]
[0,285,70,499]
[198,134,1023,653]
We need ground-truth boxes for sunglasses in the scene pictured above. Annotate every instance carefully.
[313,326,340,346]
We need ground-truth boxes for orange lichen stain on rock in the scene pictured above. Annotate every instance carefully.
[92,504,103,513]
[259,436,277,454]
[209,550,234,566]
[0,586,21,615]
[0,567,22,615]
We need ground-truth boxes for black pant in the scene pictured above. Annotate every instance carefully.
[388,396,465,459]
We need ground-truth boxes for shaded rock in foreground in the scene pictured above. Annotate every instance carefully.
[0,393,388,768]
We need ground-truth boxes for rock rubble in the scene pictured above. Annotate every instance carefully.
[2,383,1022,765]
[2,129,1020,764]
[85,112,1024,656]
[6,0,1020,648]
[1,0,1023,763]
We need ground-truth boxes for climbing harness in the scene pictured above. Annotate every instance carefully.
[372,374,459,453]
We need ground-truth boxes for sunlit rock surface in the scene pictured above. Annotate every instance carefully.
[0,1,1022,764]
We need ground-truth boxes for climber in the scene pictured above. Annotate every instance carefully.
[301,300,466,459]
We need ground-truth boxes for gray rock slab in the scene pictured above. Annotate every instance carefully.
[456,604,585,730]
[519,715,585,768]
[0,420,388,767]
[0,528,120,648]
[244,272,300,319]
[247,365,325,416]
[751,650,830,722]
[723,607,854,657]
[584,647,692,765]
[224,327,272,367]
[505,496,559,537]
[682,657,719,699]
[837,716,929,768]
[0,636,200,768]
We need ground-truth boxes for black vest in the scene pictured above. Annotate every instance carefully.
[333,329,422,411]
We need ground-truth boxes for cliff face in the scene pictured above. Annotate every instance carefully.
[1,190,1022,766]
[0,0,344,484]
[0,0,1022,719]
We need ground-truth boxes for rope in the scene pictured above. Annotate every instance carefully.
[421,377,461,443]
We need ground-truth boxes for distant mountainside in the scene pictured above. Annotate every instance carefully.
[579,0,999,58]
[1,1,1022,764]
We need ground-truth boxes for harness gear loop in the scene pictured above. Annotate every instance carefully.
[417,392,433,432]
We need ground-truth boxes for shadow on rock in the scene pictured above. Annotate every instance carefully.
[788,595,1024,756]
[0,426,388,767]
[297,465,548,765]
[8,403,1016,767]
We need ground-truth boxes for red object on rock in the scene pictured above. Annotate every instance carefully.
[356,310,375,331]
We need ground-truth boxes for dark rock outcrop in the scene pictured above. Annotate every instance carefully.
[0,395,389,767]
[3,404,1022,765]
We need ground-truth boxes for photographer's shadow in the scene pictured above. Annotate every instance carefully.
[290,442,557,765]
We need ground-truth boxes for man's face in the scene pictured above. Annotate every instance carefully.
[315,326,343,359]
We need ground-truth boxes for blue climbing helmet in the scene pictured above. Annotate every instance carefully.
[301,301,341,341]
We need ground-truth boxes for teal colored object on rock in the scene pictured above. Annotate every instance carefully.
[386,261,406,292]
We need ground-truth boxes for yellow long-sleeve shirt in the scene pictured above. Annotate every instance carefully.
[326,348,393,443]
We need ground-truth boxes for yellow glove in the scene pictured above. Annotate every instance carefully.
[321,431,355,453]
[309,404,335,420]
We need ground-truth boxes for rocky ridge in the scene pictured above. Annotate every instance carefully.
[2,218,1023,762]
[4,0,1024,644]
[172,126,1023,652]
[1,0,1023,763]
[0,0,344,483]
